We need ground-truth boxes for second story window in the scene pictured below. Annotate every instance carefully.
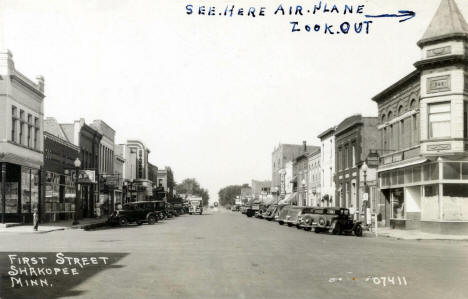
[27,114,32,148]
[11,106,17,142]
[428,102,451,139]
[34,117,40,150]
[19,110,24,145]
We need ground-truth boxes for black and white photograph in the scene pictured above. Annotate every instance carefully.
[0,0,468,298]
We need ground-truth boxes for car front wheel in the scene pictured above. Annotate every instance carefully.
[147,215,157,225]
[354,224,363,237]
[119,217,128,226]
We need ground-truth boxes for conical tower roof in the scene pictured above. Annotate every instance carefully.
[418,0,468,47]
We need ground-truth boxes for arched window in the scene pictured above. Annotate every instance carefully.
[410,99,417,110]
[398,105,404,115]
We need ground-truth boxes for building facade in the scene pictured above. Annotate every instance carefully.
[90,120,116,216]
[374,0,468,234]
[43,120,80,223]
[307,149,321,207]
[335,115,379,216]
[294,153,309,206]
[0,49,44,223]
[251,180,271,200]
[120,140,151,202]
[60,119,102,219]
[272,142,317,194]
[113,145,125,209]
[318,127,336,207]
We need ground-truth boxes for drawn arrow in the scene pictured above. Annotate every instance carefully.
[365,10,416,23]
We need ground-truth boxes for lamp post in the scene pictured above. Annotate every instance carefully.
[361,161,369,225]
[73,158,81,225]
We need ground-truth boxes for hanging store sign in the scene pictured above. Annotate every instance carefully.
[71,170,96,184]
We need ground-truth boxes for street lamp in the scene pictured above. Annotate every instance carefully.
[361,161,369,225]
[73,158,81,225]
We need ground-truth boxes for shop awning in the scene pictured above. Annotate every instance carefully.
[377,157,428,173]
[278,192,297,205]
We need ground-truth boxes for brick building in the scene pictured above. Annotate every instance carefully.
[334,115,379,215]
[374,0,468,234]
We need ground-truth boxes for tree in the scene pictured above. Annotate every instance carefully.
[175,178,210,206]
[218,185,243,207]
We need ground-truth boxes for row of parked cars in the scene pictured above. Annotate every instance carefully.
[108,200,191,226]
[237,202,363,237]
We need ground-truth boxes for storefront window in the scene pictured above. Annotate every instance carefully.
[64,175,75,212]
[404,168,413,184]
[443,162,461,180]
[45,172,60,212]
[0,183,19,213]
[21,168,31,213]
[391,171,398,186]
[413,166,421,182]
[424,184,438,197]
[398,170,404,185]
[423,164,431,181]
[431,163,439,180]
[443,184,468,197]
[461,163,468,180]
[31,170,39,210]
[391,188,405,219]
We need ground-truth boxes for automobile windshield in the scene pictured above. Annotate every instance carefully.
[191,201,200,206]
[327,209,338,215]
[123,204,135,210]
[314,209,325,214]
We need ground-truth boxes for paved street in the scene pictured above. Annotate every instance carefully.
[1,208,467,299]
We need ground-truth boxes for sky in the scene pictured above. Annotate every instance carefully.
[2,0,468,202]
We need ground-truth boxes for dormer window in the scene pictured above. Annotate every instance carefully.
[428,102,451,139]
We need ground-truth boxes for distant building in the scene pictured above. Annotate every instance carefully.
[318,127,336,207]
[307,149,321,207]
[334,114,379,214]
[113,144,125,207]
[272,142,318,193]
[240,185,252,202]
[120,140,151,202]
[373,0,468,234]
[251,180,271,200]
[90,120,116,216]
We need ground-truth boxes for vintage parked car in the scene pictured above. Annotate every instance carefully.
[277,205,296,225]
[311,207,363,237]
[240,205,248,214]
[108,201,160,226]
[262,204,278,221]
[297,207,322,231]
[282,206,314,227]
[287,207,315,228]
[245,200,262,217]
[274,204,290,223]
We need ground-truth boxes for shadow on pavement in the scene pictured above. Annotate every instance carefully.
[0,251,128,299]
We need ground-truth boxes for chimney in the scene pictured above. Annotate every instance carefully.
[36,75,44,92]
[303,140,307,152]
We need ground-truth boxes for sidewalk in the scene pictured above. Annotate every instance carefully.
[366,227,468,241]
[0,217,109,234]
